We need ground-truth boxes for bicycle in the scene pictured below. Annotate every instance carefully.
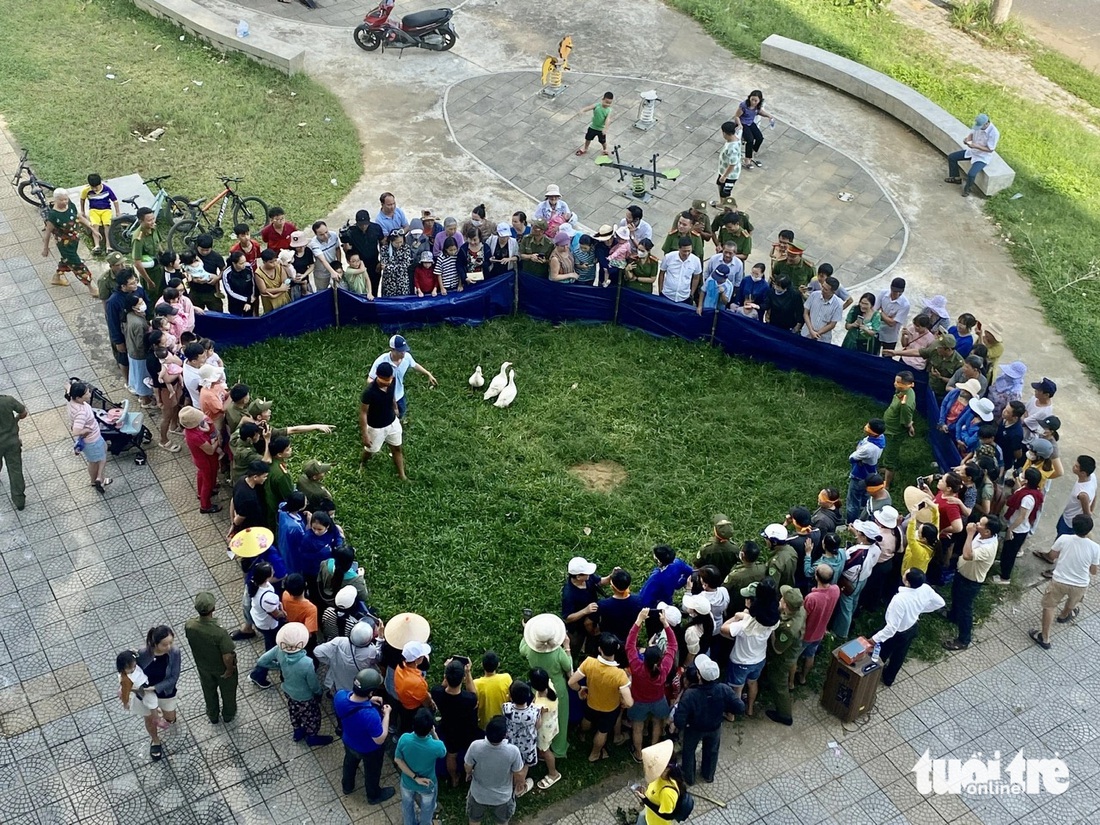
[11,149,56,221]
[107,175,193,255]
[167,176,268,253]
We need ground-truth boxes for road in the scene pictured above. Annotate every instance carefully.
[1013,0,1100,71]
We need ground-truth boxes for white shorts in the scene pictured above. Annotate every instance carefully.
[366,420,402,453]
[129,693,177,716]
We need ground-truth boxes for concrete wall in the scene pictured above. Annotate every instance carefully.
[132,0,305,76]
[761,34,1015,195]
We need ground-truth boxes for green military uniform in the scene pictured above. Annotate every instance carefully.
[661,231,705,261]
[709,205,754,236]
[518,231,553,277]
[298,473,333,511]
[761,594,805,724]
[224,401,249,437]
[766,544,799,590]
[262,460,295,532]
[684,204,712,242]
[0,396,27,510]
[881,386,916,470]
[772,257,815,286]
[229,432,262,482]
[695,540,739,582]
[919,341,963,398]
[715,225,753,258]
[183,595,238,723]
[724,561,767,616]
[132,226,164,296]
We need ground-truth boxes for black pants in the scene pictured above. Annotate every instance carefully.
[743,123,764,159]
[948,575,982,645]
[880,623,919,686]
[999,531,1028,580]
[343,743,385,799]
[681,727,721,784]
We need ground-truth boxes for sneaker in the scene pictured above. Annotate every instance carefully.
[942,639,969,651]
[230,630,256,641]
[200,505,222,514]
[367,787,395,805]
[249,674,273,690]
[991,575,1011,586]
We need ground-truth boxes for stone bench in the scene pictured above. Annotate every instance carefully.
[760,34,1015,196]
[133,0,305,76]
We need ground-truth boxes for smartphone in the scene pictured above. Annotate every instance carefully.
[452,655,470,667]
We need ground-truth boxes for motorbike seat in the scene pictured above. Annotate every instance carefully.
[401,9,452,29]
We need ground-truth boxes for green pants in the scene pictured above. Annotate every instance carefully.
[0,440,24,507]
[761,656,797,720]
[198,669,238,723]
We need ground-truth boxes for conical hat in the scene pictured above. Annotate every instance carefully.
[903,485,934,514]
[384,613,431,648]
[642,740,674,783]
[228,527,274,559]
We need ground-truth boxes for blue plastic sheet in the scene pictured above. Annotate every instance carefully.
[193,275,959,471]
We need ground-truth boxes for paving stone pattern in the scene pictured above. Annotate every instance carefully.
[0,115,1096,825]
[446,71,906,286]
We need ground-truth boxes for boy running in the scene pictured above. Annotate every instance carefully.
[80,173,120,257]
[577,92,614,156]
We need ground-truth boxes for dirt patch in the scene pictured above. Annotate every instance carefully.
[569,461,627,493]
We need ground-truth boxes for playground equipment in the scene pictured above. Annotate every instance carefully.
[634,90,661,131]
[540,36,572,97]
[594,146,680,203]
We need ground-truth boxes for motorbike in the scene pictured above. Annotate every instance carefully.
[353,0,457,53]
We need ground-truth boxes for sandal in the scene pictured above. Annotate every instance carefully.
[1028,629,1052,650]
[1056,607,1080,624]
[516,778,534,798]
[157,441,181,452]
[1031,550,1055,563]
[150,743,164,761]
[944,177,962,184]
[587,748,609,762]
[575,148,587,156]
[537,773,561,790]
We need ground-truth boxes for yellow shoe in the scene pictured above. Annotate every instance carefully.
[50,275,70,287]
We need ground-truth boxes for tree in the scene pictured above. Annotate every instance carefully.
[990,0,1012,26]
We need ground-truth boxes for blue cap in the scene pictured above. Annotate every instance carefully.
[974,114,989,128]
[1030,377,1057,396]
[713,264,730,281]
[389,335,410,353]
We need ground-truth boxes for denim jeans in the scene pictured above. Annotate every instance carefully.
[948,574,983,645]
[681,727,722,784]
[947,150,987,191]
[342,743,385,799]
[831,577,867,639]
[845,477,867,524]
[400,783,438,825]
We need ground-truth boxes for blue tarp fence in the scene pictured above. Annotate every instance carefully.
[196,272,959,470]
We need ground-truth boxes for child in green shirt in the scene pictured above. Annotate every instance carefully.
[577,92,614,156]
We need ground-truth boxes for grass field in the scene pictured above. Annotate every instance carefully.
[0,0,360,233]
[667,0,1100,384]
[224,315,976,812]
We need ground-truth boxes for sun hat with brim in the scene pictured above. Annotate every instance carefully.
[593,225,614,241]
[276,622,309,653]
[614,225,631,240]
[982,321,1003,342]
[228,527,274,559]
[999,361,1026,380]
[957,378,982,398]
[384,612,431,648]
[568,557,597,576]
[289,230,310,248]
[969,397,995,422]
[852,520,883,541]
[523,613,567,653]
[197,363,222,387]
[642,740,675,783]
[178,407,205,429]
[553,231,571,246]
[544,184,562,198]
[874,505,900,530]
[903,485,935,514]
[923,295,949,318]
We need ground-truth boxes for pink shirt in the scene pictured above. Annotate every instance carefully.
[803,585,840,643]
[68,401,102,443]
[626,624,677,703]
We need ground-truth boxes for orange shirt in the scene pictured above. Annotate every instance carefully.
[394,663,430,710]
[200,386,227,421]
[281,593,318,633]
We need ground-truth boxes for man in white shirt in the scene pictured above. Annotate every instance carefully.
[1057,456,1097,538]
[944,515,1003,651]
[309,220,343,290]
[704,241,744,289]
[874,277,911,352]
[616,205,652,243]
[1030,515,1100,650]
[658,236,702,304]
[872,568,945,686]
[181,342,207,407]
[801,276,844,343]
[368,335,437,419]
[945,113,1000,197]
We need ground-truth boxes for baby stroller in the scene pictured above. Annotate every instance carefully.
[69,377,153,465]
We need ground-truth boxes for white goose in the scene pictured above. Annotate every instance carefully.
[483,361,512,401]
[468,366,484,389]
[494,369,517,408]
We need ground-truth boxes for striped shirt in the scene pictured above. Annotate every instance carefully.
[434,254,460,290]
[68,401,102,443]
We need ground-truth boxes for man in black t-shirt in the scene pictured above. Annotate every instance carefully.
[359,362,406,479]
[231,460,270,536]
[190,233,226,312]
[343,210,384,296]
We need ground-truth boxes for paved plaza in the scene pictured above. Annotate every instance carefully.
[4,0,1100,821]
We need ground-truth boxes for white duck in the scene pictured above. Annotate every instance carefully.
[483,361,512,401]
[468,366,484,389]
[494,369,517,408]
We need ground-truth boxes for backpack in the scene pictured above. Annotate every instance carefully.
[671,788,695,821]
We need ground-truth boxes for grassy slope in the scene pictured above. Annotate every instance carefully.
[226,316,948,811]
[0,0,361,227]
[667,0,1100,383]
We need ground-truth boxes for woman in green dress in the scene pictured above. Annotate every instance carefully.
[624,238,660,293]
[42,190,94,293]
[519,613,573,758]
[842,291,882,354]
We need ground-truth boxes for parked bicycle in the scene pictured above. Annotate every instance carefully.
[108,175,193,255]
[11,149,56,221]
[167,176,268,253]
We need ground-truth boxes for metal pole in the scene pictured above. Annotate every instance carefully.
[513,269,520,315]
[613,145,625,182]
[709,305,719,346]
[332,283,341,328]
[651,154,659,191]
[612,266,624,326]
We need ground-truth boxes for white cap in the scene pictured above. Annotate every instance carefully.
[568,556,597,576]
[694,653,720,681]
[402,640,432,662]
[656,601,681,627]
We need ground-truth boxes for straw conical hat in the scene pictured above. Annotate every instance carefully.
[228,527,274,559]
[384,612,431,648]
[642,740,674,783]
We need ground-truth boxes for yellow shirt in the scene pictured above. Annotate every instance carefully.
[903,516,938,573]
[578,656,628,712]
[474,672,512,730]
[644,777,678,824]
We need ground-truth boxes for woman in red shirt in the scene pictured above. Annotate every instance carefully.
[932,472,967,575]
